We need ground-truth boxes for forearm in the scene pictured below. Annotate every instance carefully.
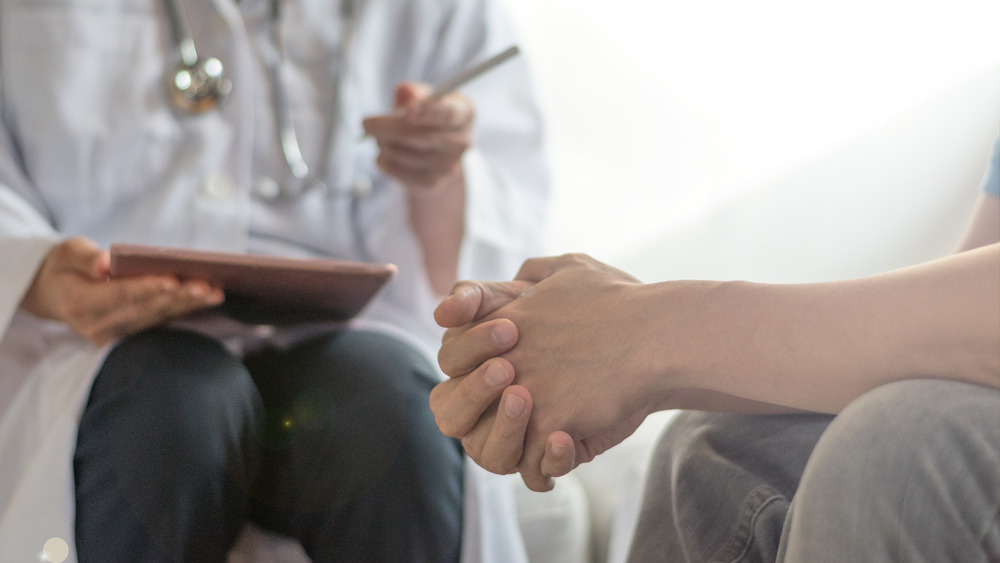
[635,243,1000,413]
[955,193,1000,252]
[664,388,811,414]
[408,171,465,296]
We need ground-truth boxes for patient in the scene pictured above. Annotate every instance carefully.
[429,135,1000,561]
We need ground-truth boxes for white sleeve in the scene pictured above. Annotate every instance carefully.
[0,58,60,332]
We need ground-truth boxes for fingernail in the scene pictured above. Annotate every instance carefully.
[503,394,526,418]
[450,285,475,299]
[484,361,509,387]
[549,440,571,457]
[492,322,515,347]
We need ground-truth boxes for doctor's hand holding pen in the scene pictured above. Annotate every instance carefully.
[361,45,519,196]
[362,82,474,195]
[18,237,223,346]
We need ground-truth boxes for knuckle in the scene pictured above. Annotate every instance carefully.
[461,437,482,461]
[480,455,516,476]
[428,385,443,411]
[436,349,459,377]
[434,416,461,438]
[525,476,554,492]
[438,329,460,346]
[430,406,463,439]
[562,252,590,265]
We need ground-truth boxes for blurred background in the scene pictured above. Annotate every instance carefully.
[501,0,1000,283]
[496,1,1000,561]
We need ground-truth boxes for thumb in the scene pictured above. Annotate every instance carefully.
[59,237,110,279]
[434,280,532,328]
[394,81,433,111]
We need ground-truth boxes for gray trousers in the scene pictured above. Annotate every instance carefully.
[74,327,463,563]
[628,379,1000,562]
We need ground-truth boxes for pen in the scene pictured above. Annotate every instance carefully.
[428,45,520,98]
[360,45,521,140]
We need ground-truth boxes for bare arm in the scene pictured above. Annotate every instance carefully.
[630,243,1000,414]
[955,193,1000,252]
[406,175,465,296]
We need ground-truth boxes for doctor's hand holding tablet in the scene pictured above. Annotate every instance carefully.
[18,238,224,346]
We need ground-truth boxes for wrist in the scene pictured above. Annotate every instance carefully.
[405,166,465,201]
[615,281,690,413]
[626,279,753,411]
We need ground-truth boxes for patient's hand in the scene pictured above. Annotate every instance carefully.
[432,254,655,491]
[19,237,224,345]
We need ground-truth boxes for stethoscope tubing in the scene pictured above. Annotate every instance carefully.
[164,0,356,200]
[162,0,372,260]
[163,0,196,65]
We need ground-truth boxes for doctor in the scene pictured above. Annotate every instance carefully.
[0,0,548,561]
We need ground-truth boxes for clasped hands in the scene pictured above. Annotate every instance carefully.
[430,254,657,492]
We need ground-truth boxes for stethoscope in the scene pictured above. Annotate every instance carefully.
[163,0,358,200]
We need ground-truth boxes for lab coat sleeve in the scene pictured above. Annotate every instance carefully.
[0,53,83,563]
[0,81,63,428]
[0,68,61,334]
[0,14,57,235]
[433,0,551,283]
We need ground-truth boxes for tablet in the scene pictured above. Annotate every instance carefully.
[109,243,396,325]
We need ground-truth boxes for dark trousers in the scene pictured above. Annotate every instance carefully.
[74,327,463,562]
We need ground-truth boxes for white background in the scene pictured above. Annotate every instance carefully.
[500,0,1000,283]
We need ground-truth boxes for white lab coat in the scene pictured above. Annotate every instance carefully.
[0,0,549,561]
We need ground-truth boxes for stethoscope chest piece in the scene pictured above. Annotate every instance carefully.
[163,0,354,199]
[167,42,232,114]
